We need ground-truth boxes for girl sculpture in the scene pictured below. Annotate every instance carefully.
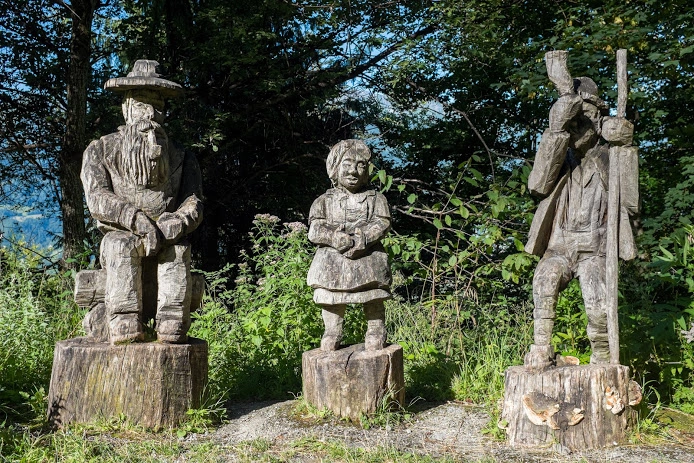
[307,140,392,351]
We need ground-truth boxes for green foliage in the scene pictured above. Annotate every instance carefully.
[451,321,532,406]
[359,389,413,430]
[190,215,322,400]
[283,436,459,463]
[0,244,83,421]
[672,386,694,415]
[291,395,334,423]
[176,403,226,438]
[380,157,535,313]
[386,279,532,404]
[620,224,694,409]
[553,280,590,363]
[231,216,320,358]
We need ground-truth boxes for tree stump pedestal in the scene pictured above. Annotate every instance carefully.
[302,343,404,421]
[47,337,208,429]
[500,364,642,450]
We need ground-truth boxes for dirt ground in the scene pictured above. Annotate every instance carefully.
[206,400,694,462]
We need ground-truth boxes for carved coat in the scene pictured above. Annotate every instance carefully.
[525,128,639,260]
[307,187,391,305]
[81,127,203,237]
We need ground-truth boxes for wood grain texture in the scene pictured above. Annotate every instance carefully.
[74,269,106,307]
[545,50,573,96]
[616,49,628,118]
[75,269,205,310]
[524,49,640,368]
[47,337,208,429]
[606,145,621,364]
[302,343,404,421]
[501,364,639,450]
[75,268,205,341]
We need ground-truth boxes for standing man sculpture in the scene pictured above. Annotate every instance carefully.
[524,50,639,370]
[81,60,203,344]
[307,139,391,351]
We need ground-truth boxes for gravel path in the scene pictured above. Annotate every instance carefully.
[209,400,694,462]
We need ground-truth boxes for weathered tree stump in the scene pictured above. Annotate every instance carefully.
[302,343,404,421]
[47,337,208,429]
[501,364,642,450]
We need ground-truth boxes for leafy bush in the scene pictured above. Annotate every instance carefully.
[618,225,694,408]
[553,280,590,363]
[191,215,323,400]
[0,244,83,419]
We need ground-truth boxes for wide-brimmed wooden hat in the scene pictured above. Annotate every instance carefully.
[104,59,182,98]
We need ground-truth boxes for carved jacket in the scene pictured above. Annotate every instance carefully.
[306,187,391,297]
[81,127,203,237]
[525,128,639,260]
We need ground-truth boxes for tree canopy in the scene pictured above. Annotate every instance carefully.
[1,0,694,420]
[0,0,690,264]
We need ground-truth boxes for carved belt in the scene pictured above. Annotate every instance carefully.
[557,228,605,253]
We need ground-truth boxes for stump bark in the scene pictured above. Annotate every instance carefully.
[501,364,641,450]
[47,337,208,429]
[302,343,404,421]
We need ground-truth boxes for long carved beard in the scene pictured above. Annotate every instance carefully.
[119,119,169,187]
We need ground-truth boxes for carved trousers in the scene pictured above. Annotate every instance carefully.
[532,253,608,360]
[101,231,192,332]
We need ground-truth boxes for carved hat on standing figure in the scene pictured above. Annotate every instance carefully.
[573,77,608,111]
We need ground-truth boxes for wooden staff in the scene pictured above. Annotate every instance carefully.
[606,49,628,364]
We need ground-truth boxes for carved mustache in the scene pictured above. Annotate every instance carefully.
[132,118,167,139]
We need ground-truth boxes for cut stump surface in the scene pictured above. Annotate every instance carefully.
[47,337,208,429]
[302,343,404,421]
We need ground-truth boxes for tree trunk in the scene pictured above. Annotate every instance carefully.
[60,0,97,269]
[500,364,642,450]
[302,344,405,421]
[48,337,208,429]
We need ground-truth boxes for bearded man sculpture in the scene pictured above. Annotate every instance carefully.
[307,139,391,351]
[81,60,203,344]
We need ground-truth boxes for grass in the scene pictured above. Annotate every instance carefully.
[0,426,460,463]
[291,391,417,432]
[290,395,335,424]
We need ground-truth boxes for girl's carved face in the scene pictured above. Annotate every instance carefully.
[337,152,368,193]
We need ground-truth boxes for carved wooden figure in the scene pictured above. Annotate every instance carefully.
[524,51,639,370]
[81,59,203,345]
[303,140,404,420]
[307,139,392,351]
[48,60,207,428]
[501,50,642,450]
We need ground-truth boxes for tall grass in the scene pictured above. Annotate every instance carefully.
[0,246,83,418]
[189,216,533,407]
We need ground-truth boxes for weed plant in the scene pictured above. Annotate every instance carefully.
[0,244,82,422]
[190,214,535,409]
